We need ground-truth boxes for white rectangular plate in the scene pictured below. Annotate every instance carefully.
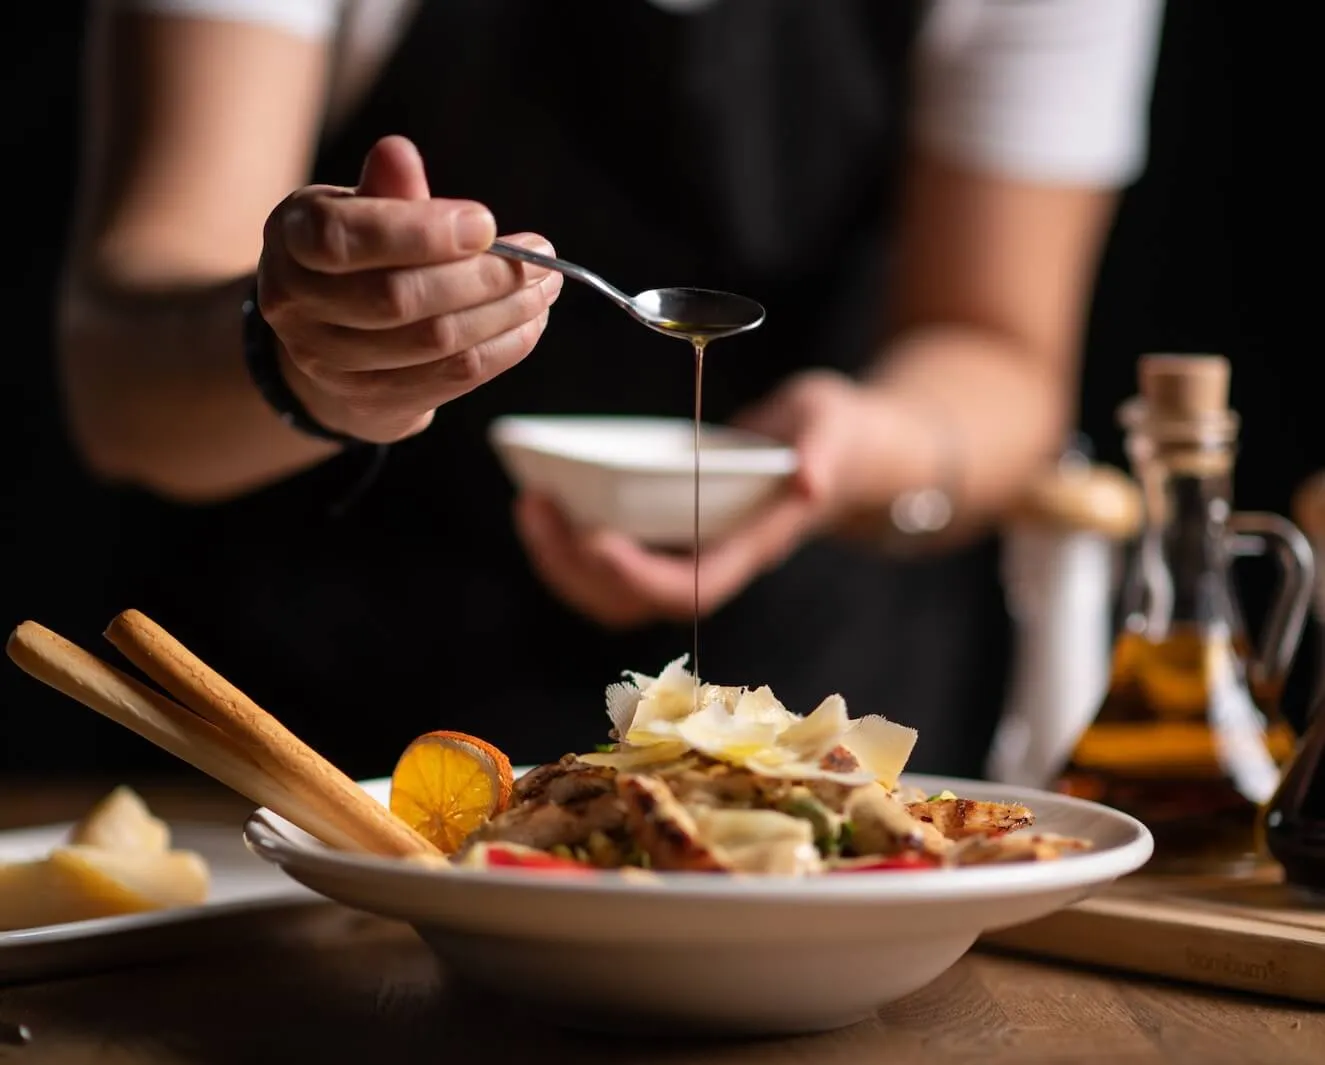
[0,819,322,984]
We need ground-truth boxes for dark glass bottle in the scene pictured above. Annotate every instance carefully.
[1264,476,1325,892]
[1265,703,1325,892]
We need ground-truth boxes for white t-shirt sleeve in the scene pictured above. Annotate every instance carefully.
[113,0,1165,186]
[110,0,344,39]
[913,0,1167,186]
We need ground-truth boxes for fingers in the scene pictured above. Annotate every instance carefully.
[254,134,559,443]
[263,235,559,336]
[356,135,431,200]
[580,534,698,619]
[260,230,559,441]
[298,272,562,371]
[590,492,812,618]
[691,493,815,602]
[276,191,498,274]
[513,490,815,629]
[513,496,654,629]
[328,309,553,422]
[270,134,498,275]
[731,369,860,501]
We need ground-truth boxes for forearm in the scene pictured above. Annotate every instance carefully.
[55,10,341,503]
[58,271,339,503]
[839,147,1114,539]
[864,326,1072,523]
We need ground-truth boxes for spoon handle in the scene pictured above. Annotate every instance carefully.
[488,240,634,312]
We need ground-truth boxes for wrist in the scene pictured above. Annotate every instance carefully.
[242,288,363,447]
[844,384,962,551]
[836,387,917,507]
[275,344,357,441]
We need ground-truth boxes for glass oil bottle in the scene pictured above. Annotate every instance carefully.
[1057,354,1314,876]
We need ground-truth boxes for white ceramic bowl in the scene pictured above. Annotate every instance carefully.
[488,415,798,547]
[244,774,1152,1037]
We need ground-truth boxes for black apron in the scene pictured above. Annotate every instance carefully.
[115,0,1010,778]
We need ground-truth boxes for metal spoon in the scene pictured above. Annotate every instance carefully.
[488,240,765,342]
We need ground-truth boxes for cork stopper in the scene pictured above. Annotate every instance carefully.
[1292,469,1325,542]
[1010,462,1143,539]
[1137,353,1231,419]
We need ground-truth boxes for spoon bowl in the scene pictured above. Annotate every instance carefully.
[630,287,766,342]
[488,241,764,343]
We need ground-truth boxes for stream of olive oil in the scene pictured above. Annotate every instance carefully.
[692,339,706,699]
[656,320,722,709]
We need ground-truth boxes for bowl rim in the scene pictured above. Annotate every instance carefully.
[487,414,799,476]
[243,772,1154,905]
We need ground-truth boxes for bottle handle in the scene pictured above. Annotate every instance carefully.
[1227,511,1316,693]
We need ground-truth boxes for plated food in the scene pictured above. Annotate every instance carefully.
[388,657,1092,877]
[246,772,1151,1037]
[0,786,209,932]
[2,608,1147,1034]
[9,611,1090,889]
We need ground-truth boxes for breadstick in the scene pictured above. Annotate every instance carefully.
[6,621,364,853]
[104,610,435,858]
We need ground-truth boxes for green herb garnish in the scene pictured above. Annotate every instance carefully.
[837,821,856,858]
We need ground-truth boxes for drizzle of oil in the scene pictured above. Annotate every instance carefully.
[651,319,730,711]
[692,338,706,701]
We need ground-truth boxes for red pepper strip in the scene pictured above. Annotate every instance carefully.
[483,847,596,874]
[831,852,940,872]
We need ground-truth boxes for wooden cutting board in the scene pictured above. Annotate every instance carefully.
[979,868,1325,1005]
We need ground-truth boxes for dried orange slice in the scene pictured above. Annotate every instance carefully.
[389,732,514,853]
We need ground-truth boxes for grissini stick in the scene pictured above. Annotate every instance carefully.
[5,621,364,853]
[104,609,436,858]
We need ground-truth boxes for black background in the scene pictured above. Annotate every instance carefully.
[1,1,1317,776]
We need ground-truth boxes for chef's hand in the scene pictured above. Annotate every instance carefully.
[256,135,562,443]
[514,371,880,628]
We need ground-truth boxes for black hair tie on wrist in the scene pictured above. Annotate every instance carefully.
[242,283,390,516]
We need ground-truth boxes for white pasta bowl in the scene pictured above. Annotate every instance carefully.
[487,414,798,547]
[244,774,1152,1037]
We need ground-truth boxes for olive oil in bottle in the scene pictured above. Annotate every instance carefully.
[1056,354,1313,876]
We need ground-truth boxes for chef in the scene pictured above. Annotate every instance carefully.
[54,0,1165,774]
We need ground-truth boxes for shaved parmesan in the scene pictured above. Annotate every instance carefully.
[691,808,821,875]
[581,659,920,788]
[842,716,919,790]
[676,702,781,761]
[729,686,799,729]
[778,694,850,762]
[605,681,641,738]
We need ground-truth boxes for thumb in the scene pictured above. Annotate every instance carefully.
[731,384,827,501]
[357,135,431,200]
[731,388,800,443]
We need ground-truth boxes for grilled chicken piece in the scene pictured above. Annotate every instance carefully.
[905,798,1034,841]
[845,784,950,859]
[659,759,854,815]
[469,787,626,852]
[818,745,861,775]
[617,774,725,872]
[946,832,1091,866]
[510,755,617,807]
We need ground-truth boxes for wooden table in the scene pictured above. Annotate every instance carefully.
[2,780,1322,1065]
